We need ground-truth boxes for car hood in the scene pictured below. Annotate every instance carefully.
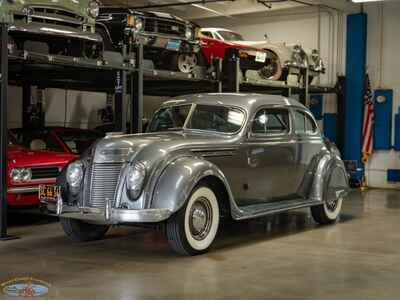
[92,131,239,164]
[8,145,77,168]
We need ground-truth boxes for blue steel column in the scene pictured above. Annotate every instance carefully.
[344,13,367,181]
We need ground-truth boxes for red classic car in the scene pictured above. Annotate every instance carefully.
[10,127,104,155]
[198,29,272,79]
[7,133,76,207]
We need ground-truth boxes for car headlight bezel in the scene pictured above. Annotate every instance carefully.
[185,26,194,40]
[134,17,144,31]
[126,162,146,200]
[88,1,99,19]
[66,161,84,189]
[10,168,32,183]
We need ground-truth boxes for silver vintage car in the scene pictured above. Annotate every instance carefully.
[42,93,349,256]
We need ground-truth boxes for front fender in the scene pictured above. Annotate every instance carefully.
[309,154,349,202]
[150,156,232,214]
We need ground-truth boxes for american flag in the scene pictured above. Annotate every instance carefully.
[361,74,374,163]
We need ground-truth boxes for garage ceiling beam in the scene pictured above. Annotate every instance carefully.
[125,0,235,10]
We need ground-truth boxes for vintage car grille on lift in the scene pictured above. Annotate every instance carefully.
[86,163,123,209]
[26,6,84,30]
[31,167,60,180]
[144,18,186,38]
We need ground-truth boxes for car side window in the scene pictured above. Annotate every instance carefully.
[293,110,318,135]
[251,108,290,135]
[201,31,213,38]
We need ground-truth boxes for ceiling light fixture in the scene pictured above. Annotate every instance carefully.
[351,0,384,3]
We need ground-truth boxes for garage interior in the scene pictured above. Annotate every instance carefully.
[1,0,400,299]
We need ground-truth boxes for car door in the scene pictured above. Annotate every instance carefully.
[238,107,298,206]
[291,108,324,198]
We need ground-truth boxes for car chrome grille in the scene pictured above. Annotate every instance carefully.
[29,6,84,29]
[31,167,60,180]
[144,18,186,38]
[87,163,123,208]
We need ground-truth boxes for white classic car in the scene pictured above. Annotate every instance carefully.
[200,28,325,83]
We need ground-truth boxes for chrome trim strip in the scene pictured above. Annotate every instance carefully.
[8,186,39,194]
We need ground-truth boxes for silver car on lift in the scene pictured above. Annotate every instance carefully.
[41,93,349,256]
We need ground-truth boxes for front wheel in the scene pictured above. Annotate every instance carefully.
[166,184,220,256]
[60,218,110,242]
[171,53,202,73]
[311,197,343,225]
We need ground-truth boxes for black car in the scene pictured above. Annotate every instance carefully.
[96,8,202,73]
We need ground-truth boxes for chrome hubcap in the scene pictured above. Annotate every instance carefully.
[189,197,213,241]
[326,199,339,212]
[259,61,278,79]
[178,54,198,73]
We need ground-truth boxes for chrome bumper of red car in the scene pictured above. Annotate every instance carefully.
[8,186,39,194]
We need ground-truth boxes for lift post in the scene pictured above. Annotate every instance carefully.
[0,23,16,240]
[132,44,144,133]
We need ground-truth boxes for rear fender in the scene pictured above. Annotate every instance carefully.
[309,154,349,202]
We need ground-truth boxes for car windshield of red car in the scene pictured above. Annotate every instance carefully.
[218,31,244,41]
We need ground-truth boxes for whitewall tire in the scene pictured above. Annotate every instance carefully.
[166,185,220,256]
[311,197,343,225]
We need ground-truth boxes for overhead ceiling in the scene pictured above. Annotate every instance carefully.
[99,0,360,20]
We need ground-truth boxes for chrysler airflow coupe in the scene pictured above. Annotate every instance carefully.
[42,93,349,256]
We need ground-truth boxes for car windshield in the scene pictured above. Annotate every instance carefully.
[148,104,245,134]
[148,105,192,132]
[218,30,244,41]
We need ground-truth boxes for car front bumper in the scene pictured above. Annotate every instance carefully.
[43,198,172,224]
[131,32,200,53]
[9,21,103,43]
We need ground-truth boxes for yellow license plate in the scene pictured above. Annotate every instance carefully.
[39,185,61,202]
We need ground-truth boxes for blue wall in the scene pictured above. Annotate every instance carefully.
[344,13,367,181]
[374,89,393,150]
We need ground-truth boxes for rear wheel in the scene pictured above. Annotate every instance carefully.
[259,50,282,81]
[311,197,343,225]
[60,218,110,242]
[166,184,220,256]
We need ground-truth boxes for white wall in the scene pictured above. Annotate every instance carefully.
[364,2,400,188]
[7,86,167,129]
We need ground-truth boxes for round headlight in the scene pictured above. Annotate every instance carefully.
[185,26,193,40]
[135,17,143,31]
[10,168,32,182]
[20,168,32,182]
[66,161,84,188]
[88,1,99,18]
[126,162,146,200]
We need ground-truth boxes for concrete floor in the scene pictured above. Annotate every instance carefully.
[1,189,400,299]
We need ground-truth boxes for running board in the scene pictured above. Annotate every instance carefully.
[233,199,322,220]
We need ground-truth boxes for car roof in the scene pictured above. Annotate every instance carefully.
[162,93,307,113]
[201,28,233,33]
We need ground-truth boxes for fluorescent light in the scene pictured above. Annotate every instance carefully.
[352,0,384,3]
[191,4,227,16]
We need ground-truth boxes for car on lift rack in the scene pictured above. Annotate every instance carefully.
[198,30,275,81]
[96,8,202,73]
[10,127,104,155]
[7,132,76,207]
[200,28,325,82]
[41,93,349,256]
[2,0,103,60]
